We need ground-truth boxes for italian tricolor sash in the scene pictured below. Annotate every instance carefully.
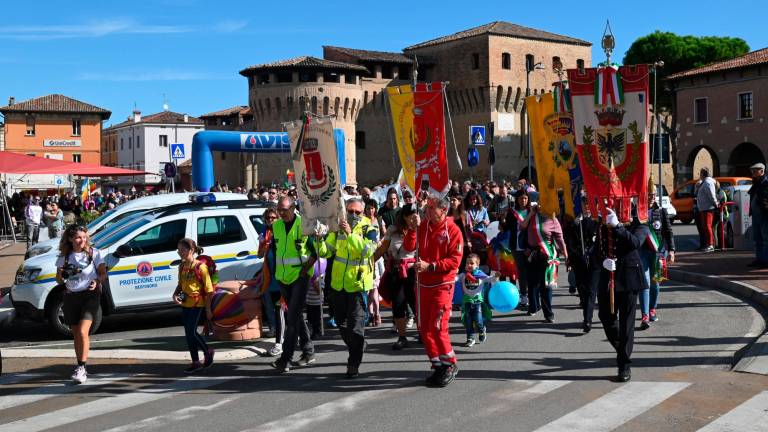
[512,209,527,224]
[645,227,660,253]
[594,66,624,106]
[534,214,559,288]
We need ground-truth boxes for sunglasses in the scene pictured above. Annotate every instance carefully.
[347,209,362,215]
[265,215,278,220]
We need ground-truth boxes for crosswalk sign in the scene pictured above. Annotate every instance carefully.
[171,143,185,159]
[470,126,486,146]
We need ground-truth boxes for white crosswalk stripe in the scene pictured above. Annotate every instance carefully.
[102,396,240,432]
[696,391,768,432]
[0,373,135,411]
[0,375,242,432]
[531,381,690,432]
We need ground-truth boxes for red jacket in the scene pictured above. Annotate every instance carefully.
[403,217,464,287]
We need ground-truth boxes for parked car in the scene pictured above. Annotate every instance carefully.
[652,184,677,222]
[25,192,247,259]
[11,199,270,336]
[670,177,752,224]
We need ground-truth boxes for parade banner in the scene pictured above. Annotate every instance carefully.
[387,86,416,194]
[286,117,341,235]
[567,65,650,222]
[387,83,450,197]
[526,92,578,217]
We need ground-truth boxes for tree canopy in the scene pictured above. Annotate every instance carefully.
[623,31,749,108]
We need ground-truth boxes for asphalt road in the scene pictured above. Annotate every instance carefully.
[2,274,766,431]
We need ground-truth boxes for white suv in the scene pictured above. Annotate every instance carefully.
[12,200,270,336]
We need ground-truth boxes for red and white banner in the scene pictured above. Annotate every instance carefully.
[412,82,450,197]
[567,65,650,222]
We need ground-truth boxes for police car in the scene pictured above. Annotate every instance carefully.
[25,192,247,258]
[12,199,270,336]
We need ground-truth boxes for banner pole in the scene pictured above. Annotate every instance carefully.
[442,84,463,172]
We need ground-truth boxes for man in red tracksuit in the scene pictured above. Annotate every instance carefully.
[403,196,464,387]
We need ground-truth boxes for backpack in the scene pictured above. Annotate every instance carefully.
[192,255,219,289]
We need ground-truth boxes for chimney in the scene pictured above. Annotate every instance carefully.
[8,96,15,106]
[183,114,189,123]
[133,109,141,123]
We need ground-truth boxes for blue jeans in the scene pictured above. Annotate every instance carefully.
[754,215,768,263]
[182,307,209,362]
[639,249,665,315]
[463,302,484,337]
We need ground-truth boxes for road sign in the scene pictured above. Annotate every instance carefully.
[470,125,486,146]
[163,162,177,178]
[54,175,66,187]
[171,143,185,159]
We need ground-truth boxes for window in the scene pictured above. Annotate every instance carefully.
[356,131,366,149]
[136,136,140,149]
[277,72,292,83]
[125,220,187,256]
[25,115,35,135]
[120,138,124,151]
[345,73,357,85]
[397,65,409,80]
[552,56,562,70]
[197,215,245,247]
[648,134,670,163]
[501,53,511,70]
[471,53,480,70]
[323,72,340,83]
[674,183,696,199]
[159,135,168,147]
[381,65,393,79]
[128,137,132,149]
[72,119,81,136]
[257,73,270,85]
[694,98,708,123]
[738,92,753,119]
[72,153,81,163]
[576,59,585,71]
[525,54,535,72]
[299,71,315,82]
[249,215,265,234]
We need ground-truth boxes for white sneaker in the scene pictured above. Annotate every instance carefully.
[71,366,87,384]
[406,317,415,329]
[267,343,283,357]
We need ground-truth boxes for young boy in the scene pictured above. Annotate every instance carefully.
[458,253,489,347]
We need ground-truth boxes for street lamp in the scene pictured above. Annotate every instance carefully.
[525,60,545,182]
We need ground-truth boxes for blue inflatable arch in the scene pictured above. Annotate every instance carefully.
[191,129,346,191]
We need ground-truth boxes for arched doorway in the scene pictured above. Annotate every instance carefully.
[686,146,719,183]
[728,142,765,177]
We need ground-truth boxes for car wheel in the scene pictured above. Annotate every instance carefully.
[45,291,103,338]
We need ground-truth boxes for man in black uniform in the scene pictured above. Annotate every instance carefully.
[563,206,598,333]
[590,206,648,382]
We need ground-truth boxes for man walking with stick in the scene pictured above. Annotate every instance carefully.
[403,195,464,387]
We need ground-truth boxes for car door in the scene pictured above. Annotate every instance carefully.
[193,210,259,282]
[107,217,189,308]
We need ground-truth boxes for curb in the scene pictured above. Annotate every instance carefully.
[2,345,266,361]
[669,268,768,376]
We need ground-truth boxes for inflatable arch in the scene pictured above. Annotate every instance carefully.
[191,129,346,192]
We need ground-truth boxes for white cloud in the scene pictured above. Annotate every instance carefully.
[0,19,247,40]
[75,70,236,82]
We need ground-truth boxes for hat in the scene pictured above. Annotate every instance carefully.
[750,162,765,170]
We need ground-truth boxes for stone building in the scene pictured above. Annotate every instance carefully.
[667,47,768,182]
[238,21,592,186]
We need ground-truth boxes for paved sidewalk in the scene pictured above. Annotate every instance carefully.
[0,242,26,292]
[670,248,768,375]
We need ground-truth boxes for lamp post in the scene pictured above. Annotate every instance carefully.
[525,60,545,182]
[652,60,665,201]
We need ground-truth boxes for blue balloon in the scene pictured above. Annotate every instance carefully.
[453,279,463,305]
[488,281,519,312]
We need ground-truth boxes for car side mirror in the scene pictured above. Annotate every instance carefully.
[114,244,133,258]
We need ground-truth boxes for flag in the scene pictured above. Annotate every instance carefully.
[567,64,650,222]
[80,178,91,202]
[286,117,342,235]
[387,83,450,197]
[526,92,578,217]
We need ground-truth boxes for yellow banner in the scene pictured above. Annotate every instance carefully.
[527,93,577,217]
[386,85,416,193]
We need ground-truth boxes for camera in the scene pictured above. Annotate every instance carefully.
[60,264,82,281]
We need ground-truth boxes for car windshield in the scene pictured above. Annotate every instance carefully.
[86,210,115,231]
[91,210,153,243]
[94,214,159,249]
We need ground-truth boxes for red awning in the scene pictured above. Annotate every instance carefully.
[0,151,147,176]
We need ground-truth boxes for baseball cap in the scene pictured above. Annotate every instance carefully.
[750,162,765,170]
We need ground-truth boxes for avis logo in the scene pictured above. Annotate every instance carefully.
[240,133,290,150]
[136,261,153,277]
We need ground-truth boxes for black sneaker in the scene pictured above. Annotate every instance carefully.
[346,364,359,379]
[437,364,459,387]
[203,348,215,369]
[392,337,409,350]
[582,322,592,333]
[478,328,487,343]
[184,362,203,374]
[270,359,290,373]
[425,365,446,387]
[293,353,316,367]
[616,365,631,382]
[545,316,555,323]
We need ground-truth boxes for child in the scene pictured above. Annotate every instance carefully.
[172,238,215,373]
[458,253,490,347]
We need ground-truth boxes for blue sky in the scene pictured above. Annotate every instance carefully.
[2,0,765,125]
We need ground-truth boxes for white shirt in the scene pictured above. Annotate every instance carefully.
[25,204,42,224]
[55,249,105,293]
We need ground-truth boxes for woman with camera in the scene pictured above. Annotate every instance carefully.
[55,225,107,384]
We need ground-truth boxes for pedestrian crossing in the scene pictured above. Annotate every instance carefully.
[0,372,765,431]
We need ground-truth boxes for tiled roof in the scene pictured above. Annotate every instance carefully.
[405,21,591,50]
[0,94,111,119]
[107,110,203,129]
[323,46,413,64]
[199,105,249,118]
[666,47,768,80]
[239,56,368,76]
